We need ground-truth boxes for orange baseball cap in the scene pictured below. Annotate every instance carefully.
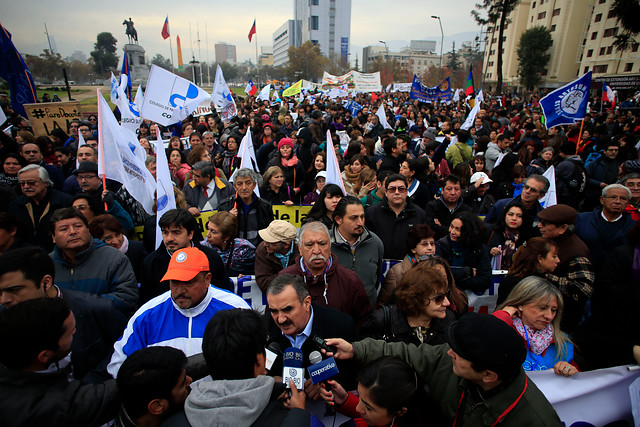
[161,247,210,282]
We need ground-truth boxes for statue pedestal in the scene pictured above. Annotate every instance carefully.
[124,44,149,85]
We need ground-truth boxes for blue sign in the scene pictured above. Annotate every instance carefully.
[344,100,363,116]
[540,71,592,129]
[409,75,452,103]
[341,37,349,60]
[307,356,339,384]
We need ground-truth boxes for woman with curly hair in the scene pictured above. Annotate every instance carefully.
[436,211,492,292]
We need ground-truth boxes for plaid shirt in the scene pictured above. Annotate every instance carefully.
[546,256,595,298]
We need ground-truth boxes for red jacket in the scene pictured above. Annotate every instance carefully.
[279,255,372,328]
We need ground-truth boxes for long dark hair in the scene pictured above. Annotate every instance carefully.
[305,184,343,221]
[357,356,437,426]
[453,211,486,250]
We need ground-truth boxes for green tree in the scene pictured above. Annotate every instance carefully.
[151,54,172,71]
[218,62,239,81]
[472,0,520,94]
[447,42,462,72]
[90,32,118,75]
[24,49,63,83]
[610,0,640,52]
[286,41,328,81]
[517,26,552,90]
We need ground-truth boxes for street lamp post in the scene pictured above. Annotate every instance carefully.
[432,15,444,82]
[379,40,389,84]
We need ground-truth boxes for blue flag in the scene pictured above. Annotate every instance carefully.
[540,71,592,129]
[344,99,363,116]
[120,47,132,102]
[409,75,452,103]
[0,22,37,117]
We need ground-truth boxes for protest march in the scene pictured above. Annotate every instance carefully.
[2,7,640,427]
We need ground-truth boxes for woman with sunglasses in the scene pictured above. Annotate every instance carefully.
[360,263,456,346]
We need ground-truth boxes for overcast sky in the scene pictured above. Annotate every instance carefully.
[1,0,483,65]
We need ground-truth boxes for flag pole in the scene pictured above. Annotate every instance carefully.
[576,119,585,150]
[97,88,108,211]
[169,35,175,73]
[254,18,259,84]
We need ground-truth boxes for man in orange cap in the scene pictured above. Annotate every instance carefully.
[107,247,250,377]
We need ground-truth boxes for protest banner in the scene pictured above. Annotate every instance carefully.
[528,365,639,426]
[211,65,237,122]
[409,75,452,103]
[392,83,412,92]
[322,71,381,92]
[24,101,82,137]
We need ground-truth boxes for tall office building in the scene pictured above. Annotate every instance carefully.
[273,20,298,67]
[215,43,237,64]
[294,0,351,63]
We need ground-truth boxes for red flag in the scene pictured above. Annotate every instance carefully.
[161,16,170,40]
[371,93,378,103]
[248,19,256,42]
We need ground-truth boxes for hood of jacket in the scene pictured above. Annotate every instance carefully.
[185,376,274,427]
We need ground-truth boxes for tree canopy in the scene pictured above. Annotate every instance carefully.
[517,26,552,90]
[90,32,118,75]
[286,41,328,81]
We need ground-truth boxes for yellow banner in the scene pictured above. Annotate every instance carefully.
[23,101,82,137]
[132,204,313,241]
[282,80,302,97]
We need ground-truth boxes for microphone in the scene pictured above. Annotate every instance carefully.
[282,347,305,390]
[308,350,340,416]
[265,342,282,372]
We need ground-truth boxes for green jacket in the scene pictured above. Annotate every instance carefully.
[445,142,473,168]
[353,338,562,426]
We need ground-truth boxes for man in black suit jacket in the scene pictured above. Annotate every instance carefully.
[265,274,357,399]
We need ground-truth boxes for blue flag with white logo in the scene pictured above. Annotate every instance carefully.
[0,23,37,117]
[540,71,592,129]
[344,99,363,116]
[120,47,132,102]
[410,75,452,103]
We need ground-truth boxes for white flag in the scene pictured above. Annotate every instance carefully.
[211,65,237,123]
[153,126,177,249]
[75,132,87,169]
[256,84,271,101]
[140,65,211,126]
[110,72,118,104]
[375,104,391,129]
[540,166,557,208]
[477,90,484,104]
[461,94,482,130]
[452,88,460,103]
[230,128,261,197]
[324,130,346,195]
[97,89,156,214]
[117,76,143,136]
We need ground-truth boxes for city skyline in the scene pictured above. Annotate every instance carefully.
[1,0,483,67]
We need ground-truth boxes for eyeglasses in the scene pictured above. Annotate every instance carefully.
[428,289,450,304]
[523,184,541,194]
[77,175,98,182]
[387,186,407,193]
[18,179,42,187]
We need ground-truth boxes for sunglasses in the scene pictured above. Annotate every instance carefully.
[428,289,450,304]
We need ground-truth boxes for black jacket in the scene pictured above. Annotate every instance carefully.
[365,197,426,260]
[0,364,119,427]
[218,195,274,247]
[139,241,231,304]
[424,198,473,239]
[8,188,72,252]
[124,239,148,284]
[265,303,358,390]
[360,304,455,346]
[436,236,492,293]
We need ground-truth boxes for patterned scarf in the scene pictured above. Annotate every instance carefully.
[281,155,299,167]
[513,316,553,355]
[501,229,520,270]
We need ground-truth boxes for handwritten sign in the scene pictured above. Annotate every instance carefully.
[23,101,82,137]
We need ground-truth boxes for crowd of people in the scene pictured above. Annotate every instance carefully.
[0,85,639,426]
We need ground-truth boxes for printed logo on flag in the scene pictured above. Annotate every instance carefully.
[558,85,588,116]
